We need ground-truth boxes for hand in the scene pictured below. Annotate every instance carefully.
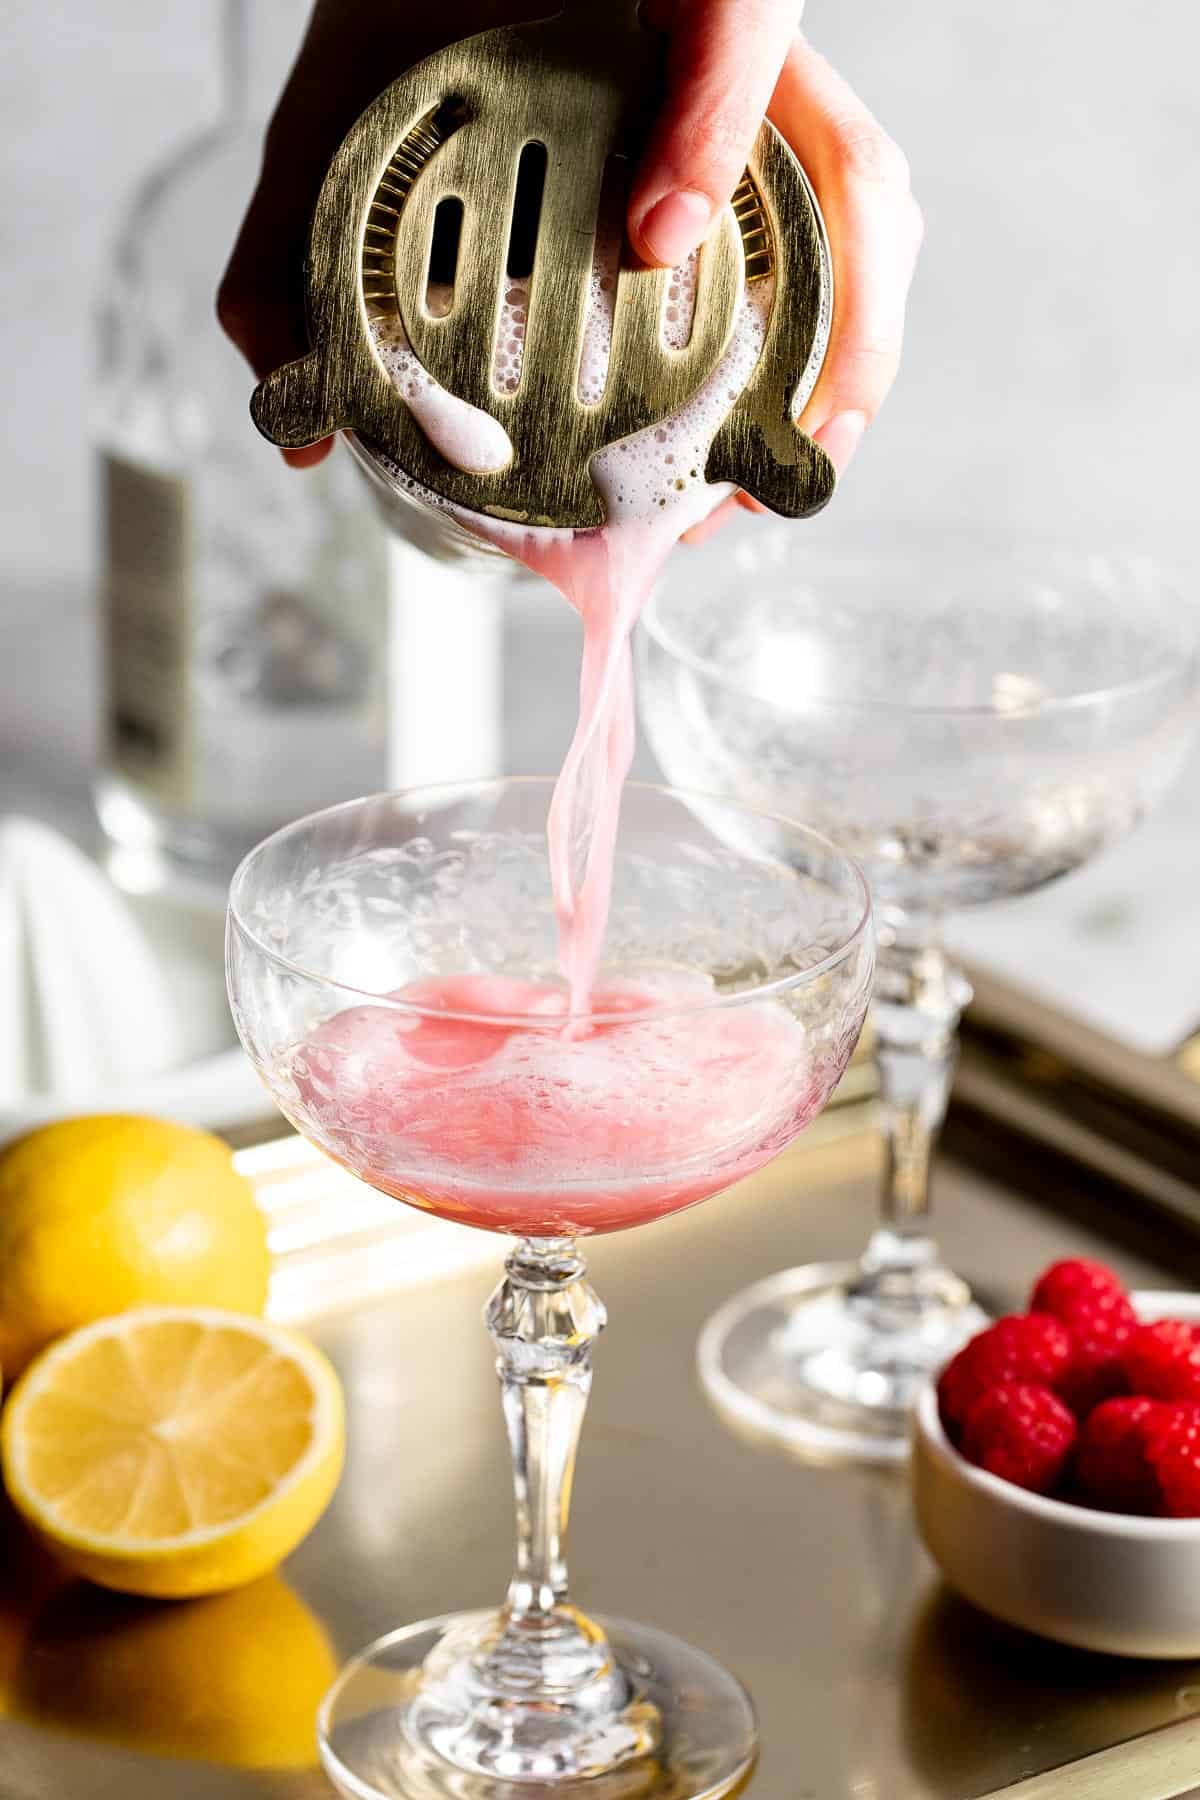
[674,22,924,539]
[218,2,921,494]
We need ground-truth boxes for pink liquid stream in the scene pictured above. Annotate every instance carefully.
[372,261,774,1009]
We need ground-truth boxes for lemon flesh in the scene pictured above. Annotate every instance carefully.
[1,1307,344,1598]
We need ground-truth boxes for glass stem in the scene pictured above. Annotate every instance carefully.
[481,1236,615,1695]
[402,1238,656,1776]
[853,935,973,1310]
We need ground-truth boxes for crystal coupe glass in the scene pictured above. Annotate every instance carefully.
[639,528,1199,1465]
[227,777,872,1800]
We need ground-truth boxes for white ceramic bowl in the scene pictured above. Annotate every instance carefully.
[912,1290,1200,1658]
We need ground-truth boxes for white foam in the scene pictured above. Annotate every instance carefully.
[661,249,699,352]
[593,272,771,529]
[371,309,513,473]
[576,184,623,406]
[492,278,531,394]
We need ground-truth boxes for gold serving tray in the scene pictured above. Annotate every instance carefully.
[5,1082,1200,1799]
[951,964,1200,1246]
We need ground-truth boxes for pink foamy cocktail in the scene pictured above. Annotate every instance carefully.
[287,971,837,1236]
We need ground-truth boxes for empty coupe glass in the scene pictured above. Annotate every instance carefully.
[639,527,1199,1463]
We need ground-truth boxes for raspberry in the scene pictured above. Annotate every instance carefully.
[1122,1319,1200,1404]
[937,1315,1074,1438]
[1028,1259,1137,1414]
[1058,1311,1135,1416]
[1030,1258,1128,1321]
[1075,1396,1166,1513]
[1146,1405,1200,1517]
[960,1383,1077,1494]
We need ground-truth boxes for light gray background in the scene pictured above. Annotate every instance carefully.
[2,0,1196,595]
[2,0,1198,1066]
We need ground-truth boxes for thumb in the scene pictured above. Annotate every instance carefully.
[629,0,801,268]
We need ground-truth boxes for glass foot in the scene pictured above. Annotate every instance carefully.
[319,1610,756,1800]
[697,1261,989,1466]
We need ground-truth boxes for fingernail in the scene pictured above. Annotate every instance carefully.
[638,190,713,266]
[814,409,868,475]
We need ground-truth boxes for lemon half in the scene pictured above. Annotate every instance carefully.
[1,1307,344,1598]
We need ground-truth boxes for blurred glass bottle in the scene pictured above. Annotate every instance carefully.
[94,0,502,892]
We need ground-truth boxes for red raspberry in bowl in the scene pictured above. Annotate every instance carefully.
[1075,1396,1167,1513]
[1029,1258,1138,1414]
[1146,1405,1200,1518]
[960,1383,1077,1494]
[1123,1319,1200,1404]
[937,1314,1074,1438]
[1057,1311,1135,1416]
[1030,1258,1128,1322]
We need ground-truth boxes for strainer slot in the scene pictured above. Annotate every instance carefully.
[577,156,626,407]
[426,197,463,318]
[490,142,549,396]
[362,100,468,321]
[506,142,548,280]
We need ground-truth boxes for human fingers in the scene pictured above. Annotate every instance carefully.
[629,0,800,268]
[769,33,923,474]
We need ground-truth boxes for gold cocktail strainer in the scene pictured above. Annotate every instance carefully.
[251,0,836,530]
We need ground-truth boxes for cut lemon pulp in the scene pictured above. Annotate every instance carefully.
[1,1307,344,1598]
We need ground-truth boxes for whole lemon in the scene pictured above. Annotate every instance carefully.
[0,1115,269,1379]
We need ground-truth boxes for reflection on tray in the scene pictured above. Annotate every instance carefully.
[904,1588,1200,1796]
[2,1568,333,1771]
[244,1134,502,1322]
